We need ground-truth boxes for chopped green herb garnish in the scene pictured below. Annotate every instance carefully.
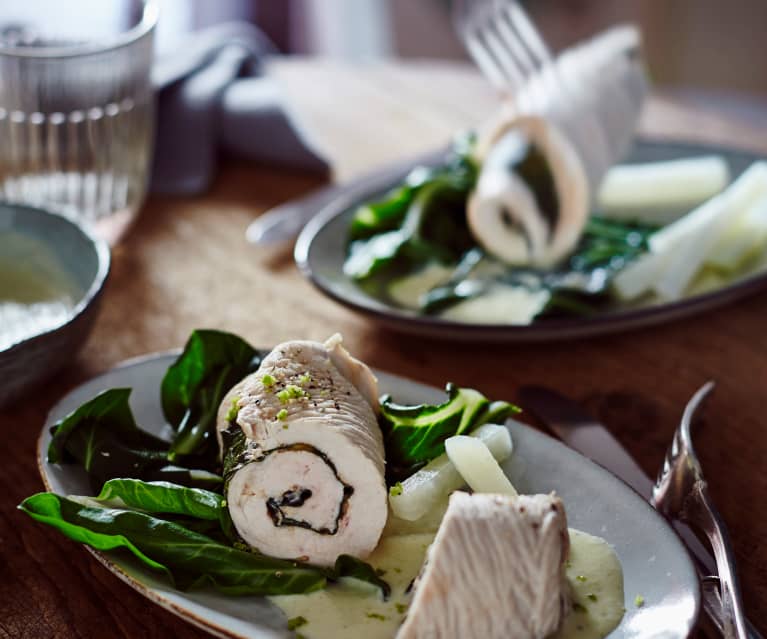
[393,567,402,574]
[573,602,587,613]
[277,384,307,403]
[575,575,587,582]
[587,593,598,602]
[262,373,276,388]
[225,396,240,422]
[299,374,312,385]
[395,603,408,614]
[287,616,308,630]
[366,612,387,621]
[635,595,645,607]
[389,482,403,497]
[276,409,288,421]
[282,424,289,429]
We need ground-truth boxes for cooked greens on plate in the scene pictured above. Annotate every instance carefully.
[24,329,628,639]
[343,134,767,325]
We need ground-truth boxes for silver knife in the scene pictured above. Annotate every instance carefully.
[517,385,763,639]
[245,147,449,248]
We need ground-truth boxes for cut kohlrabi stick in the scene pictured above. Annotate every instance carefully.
[444,435,518,496]
[706,195,767,273]
[388,424,512,521]
[654,162,767,300]
[597,156,730,223]
[614,162,767,301]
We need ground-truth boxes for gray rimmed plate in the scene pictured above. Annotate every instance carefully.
[37,352,700,638]
[295,140,765,342]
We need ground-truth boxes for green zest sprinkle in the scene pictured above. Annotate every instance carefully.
[276,409,288,421]
[575,575,588,582]
[287,616,308,631]
[299,374,312,385]
[573,602,587,613]
[262,373,276,388]
[225,396,240,422]
[395,603,408,614]
[277,384,307,403]
[635,595,645,608]
[366,613,387,621]
[389,482,403,497]
[587,594,598,602]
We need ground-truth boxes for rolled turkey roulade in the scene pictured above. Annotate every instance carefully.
[216,335,387,567]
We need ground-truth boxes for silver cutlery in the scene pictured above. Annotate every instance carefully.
[652,382,749,639]
[518,385,762,639]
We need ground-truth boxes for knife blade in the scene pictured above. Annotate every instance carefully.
[517,385,764,639]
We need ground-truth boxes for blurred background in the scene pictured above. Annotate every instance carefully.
[153,0,767,100]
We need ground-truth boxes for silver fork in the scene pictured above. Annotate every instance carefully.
[451,0,552,95]
[451,0,644,193]
[652,382,750,639]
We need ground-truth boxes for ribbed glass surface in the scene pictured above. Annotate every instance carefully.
[0,1,156,244]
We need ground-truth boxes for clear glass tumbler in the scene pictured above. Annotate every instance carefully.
[0,0,157,244]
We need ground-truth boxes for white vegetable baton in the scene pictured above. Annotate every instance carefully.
[444,435,518,497]
[612,161,767,301]
[388,424,513,521]
[597,155,730,224]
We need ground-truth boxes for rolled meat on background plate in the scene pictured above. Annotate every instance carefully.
[468,25,646,268]
[468,114,589,268]
[398,491,571,639]
[216,335,387,567]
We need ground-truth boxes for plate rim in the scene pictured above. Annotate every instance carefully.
[36,351,702,638]
[294,138,767,342]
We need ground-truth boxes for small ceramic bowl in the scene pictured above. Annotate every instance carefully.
[0,203,110,408]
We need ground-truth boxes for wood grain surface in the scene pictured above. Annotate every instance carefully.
[2,59,766,638]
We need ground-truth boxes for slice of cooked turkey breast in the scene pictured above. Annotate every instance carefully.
[217,336,387,567]
[397,492,571,639]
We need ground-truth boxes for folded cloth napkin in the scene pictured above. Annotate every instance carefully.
[151,22,329,194]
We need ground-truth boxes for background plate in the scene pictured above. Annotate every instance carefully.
[295,139,765,342]
[38,353,700,638]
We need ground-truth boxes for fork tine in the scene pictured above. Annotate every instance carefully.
[462,28,516,92]
[495,4,544,77]
[477,24,527,90]
[504,2,552,65]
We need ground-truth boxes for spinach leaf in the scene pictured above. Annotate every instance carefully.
[161,330,266,463]
[19,493,327,595]
[380,384,520,468]
[331,555,391,600]
[96,479,224,521]
[47,388,170,491]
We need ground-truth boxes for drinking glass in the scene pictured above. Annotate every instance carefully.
[0,0,158,244]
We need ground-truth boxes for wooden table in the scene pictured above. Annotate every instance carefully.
[2,60,766,638]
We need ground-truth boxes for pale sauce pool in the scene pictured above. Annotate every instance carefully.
[272,527,624,639]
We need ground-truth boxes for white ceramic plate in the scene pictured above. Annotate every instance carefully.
[37,352,700,638]
[295,140,767,342]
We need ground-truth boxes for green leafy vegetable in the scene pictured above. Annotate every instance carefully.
[96,479,224,521]
[331,555,391,599]
[19,492,326,595]
[161,330,266,463]
[48,388,170,491]
[380,383,520,468]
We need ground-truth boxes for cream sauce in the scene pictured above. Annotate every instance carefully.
[387,263,453,310]
[272,526,624,639]
[0,232,79,350]
[439,284,550,325]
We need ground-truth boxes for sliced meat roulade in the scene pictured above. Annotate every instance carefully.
[397,491,571,639]
[216,335,387,567]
